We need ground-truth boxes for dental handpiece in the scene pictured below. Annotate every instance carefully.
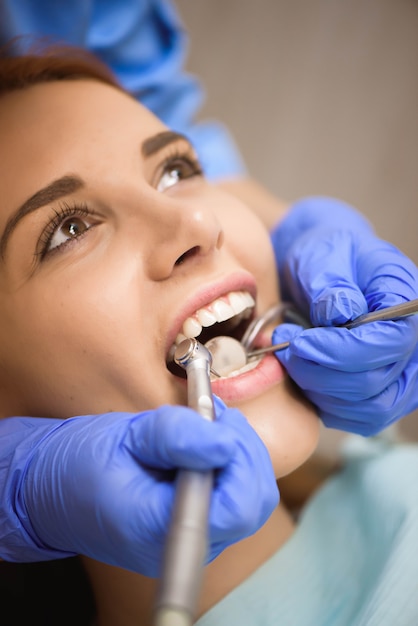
[154,339,215,626]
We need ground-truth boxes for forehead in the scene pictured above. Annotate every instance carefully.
[0,79,165,211]
[0,77,159,128]
[0,79,164,152]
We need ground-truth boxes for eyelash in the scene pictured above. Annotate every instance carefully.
[36,202,93,260]
[36,151,204,260]
[157,149,203,188]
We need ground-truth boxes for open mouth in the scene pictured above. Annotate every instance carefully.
[166,290,256,378]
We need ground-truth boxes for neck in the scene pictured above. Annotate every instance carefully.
[81,503,294,626]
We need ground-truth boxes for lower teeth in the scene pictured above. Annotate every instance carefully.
[210,357,261,381]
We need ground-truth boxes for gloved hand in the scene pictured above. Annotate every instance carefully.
[0,398,278,576]
[271,196,418,436]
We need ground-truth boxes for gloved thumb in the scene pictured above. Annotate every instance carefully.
[213,394,228,412]
[272,323,303,350]
[309,285,367,327]
[282,229,369,326]
[128,405,236,471]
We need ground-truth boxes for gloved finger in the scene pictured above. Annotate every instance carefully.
[310,355,418,436]
[271,196,373,273]
[126,404,236,471]
[126,405,278,570]
[273,324,418,436]
[207,408,279,559]
[354,238,418,308]
[282,229,369,326]
[79,465,176,576]
[272,318,418,373]
[312,236,418,324]
[278,353,409,402]
[283,230,418,327]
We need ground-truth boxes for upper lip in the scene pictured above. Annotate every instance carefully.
[164,271,257,358]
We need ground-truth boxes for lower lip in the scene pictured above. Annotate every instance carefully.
[210,353,286,403]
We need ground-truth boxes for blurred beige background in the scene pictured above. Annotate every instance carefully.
[176,0,418,441]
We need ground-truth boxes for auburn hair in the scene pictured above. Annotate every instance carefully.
[0,38,122,96]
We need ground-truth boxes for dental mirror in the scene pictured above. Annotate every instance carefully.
[205,302,298,377]
[204,336,247,377]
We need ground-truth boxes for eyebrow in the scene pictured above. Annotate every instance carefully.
[141,130,189,157]
[0,132,190,260]
[0,175,84,259]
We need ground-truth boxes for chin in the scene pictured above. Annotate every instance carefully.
[234,377,320,478]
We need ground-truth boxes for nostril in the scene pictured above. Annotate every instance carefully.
[175,246,200,266]
[216,230,224,250]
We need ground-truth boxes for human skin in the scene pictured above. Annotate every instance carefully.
[0,79,319,623]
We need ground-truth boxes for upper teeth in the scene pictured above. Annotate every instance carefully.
[175,291,255,345]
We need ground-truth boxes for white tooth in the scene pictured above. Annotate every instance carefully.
[197,308,217,327]
[211,299,235,322]
[223,357,261,379]
[209,356,261,381]
[228,291,248,315]
[233,311,244,325]
[244,292,255,308]
[182,316,202,338]
[174,291,254,349]
[175,332,187,345]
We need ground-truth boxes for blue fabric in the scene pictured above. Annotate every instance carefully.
[197,439,418,626]
[0,0,246,180]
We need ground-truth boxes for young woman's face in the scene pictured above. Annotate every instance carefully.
[0,79,319,476]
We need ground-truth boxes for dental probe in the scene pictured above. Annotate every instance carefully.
[246,298,418,359]
[154,339,215,626]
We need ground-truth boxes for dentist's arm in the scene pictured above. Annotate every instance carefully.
[1,401,278,575]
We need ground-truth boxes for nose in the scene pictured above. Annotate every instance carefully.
[142,193,224,281]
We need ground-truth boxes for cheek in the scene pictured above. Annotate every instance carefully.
[0,262,148,415]
[235,379,320,478]
[40,246,143,334]
[221,204,278,287]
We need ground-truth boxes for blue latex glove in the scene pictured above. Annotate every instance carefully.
[0,398,278,576]
[271,196,418,436]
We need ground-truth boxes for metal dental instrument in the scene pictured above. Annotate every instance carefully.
[205,299,418,375]
[154,339,215,626]
[204,302,310,377]
[205,301,310,376]
[240,301,309,350]
[246,298,418,360]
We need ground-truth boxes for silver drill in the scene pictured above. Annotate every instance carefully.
[154,339,215,626]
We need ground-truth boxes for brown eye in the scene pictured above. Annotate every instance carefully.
[38,203,99,260]
[61,217,89,239]
[157,156,203,192]
[47,216,90,252]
